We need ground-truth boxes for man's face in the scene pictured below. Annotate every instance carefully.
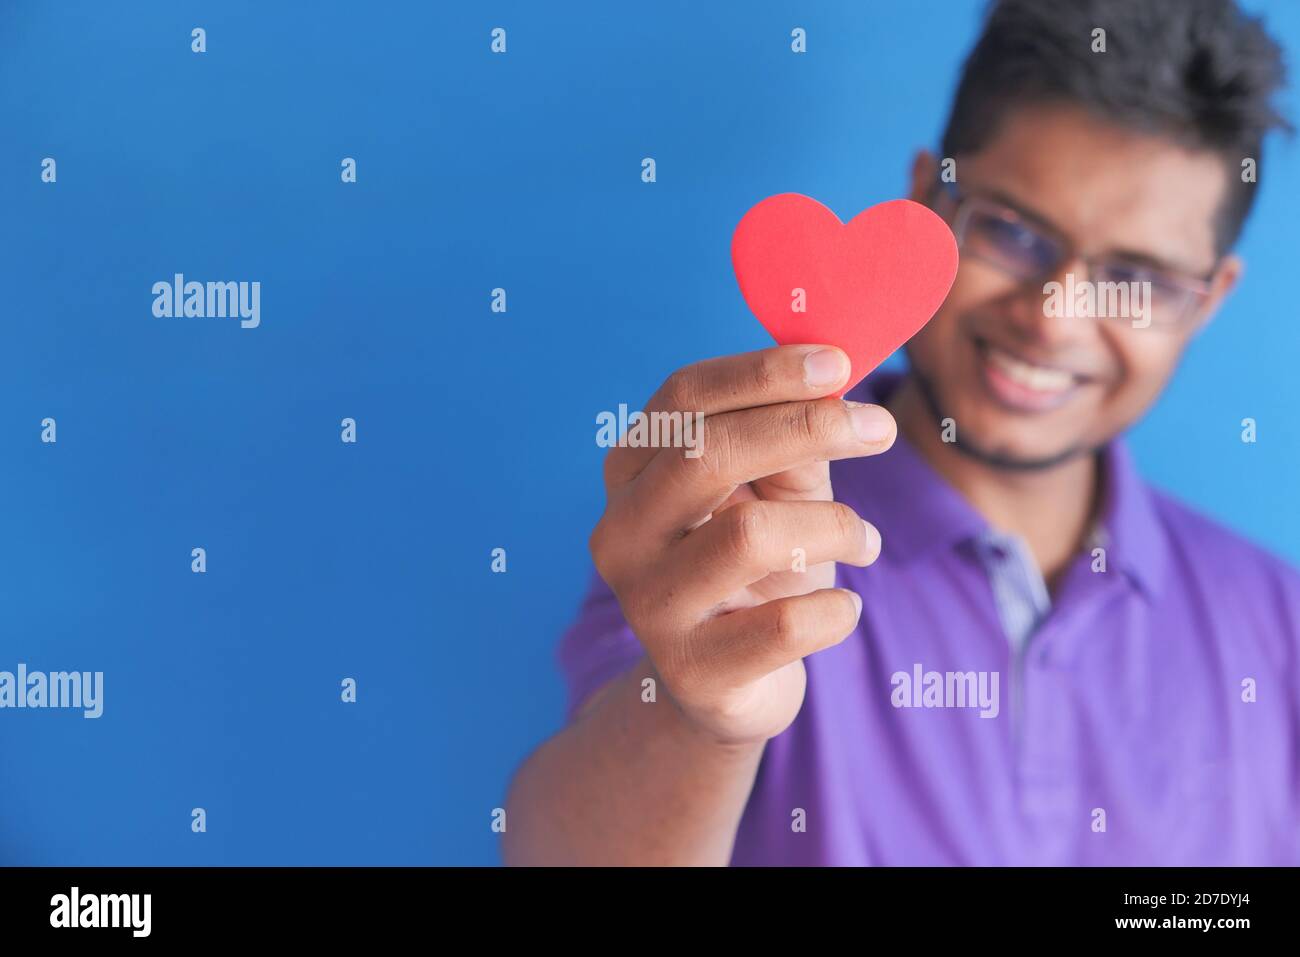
[905,104,1241,469]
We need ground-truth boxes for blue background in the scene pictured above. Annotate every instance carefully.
[2,0,1296,865]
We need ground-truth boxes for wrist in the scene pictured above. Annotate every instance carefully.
[638,657,770,759]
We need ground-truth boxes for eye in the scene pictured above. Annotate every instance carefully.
[984,216,1034,248]
[975,214,1059,270]
[1101,261,1158,285]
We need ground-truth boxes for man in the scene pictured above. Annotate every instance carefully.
[503,0,1299,865]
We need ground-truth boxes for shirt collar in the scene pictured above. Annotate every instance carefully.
[837,370,1170,599]
[836,371,989,565]
[1092,437,1170,599]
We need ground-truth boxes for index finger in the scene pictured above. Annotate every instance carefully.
[604,344,851,488]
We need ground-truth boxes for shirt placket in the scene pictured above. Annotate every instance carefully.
[1015,556,1130,863]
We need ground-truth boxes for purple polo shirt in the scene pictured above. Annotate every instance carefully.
[557,372,1300,865]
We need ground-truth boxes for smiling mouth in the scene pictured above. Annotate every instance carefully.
[974,337,1089,411]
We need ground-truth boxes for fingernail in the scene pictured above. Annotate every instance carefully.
[845,589,863,616]
[862,520,881,563]
[849,403,894,443]
[804,348,849,388]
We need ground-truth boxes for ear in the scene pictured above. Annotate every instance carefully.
[1193,253,1243,334]
[909,151,938,204]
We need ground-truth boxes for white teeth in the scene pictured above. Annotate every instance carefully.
[985,347,1074,393]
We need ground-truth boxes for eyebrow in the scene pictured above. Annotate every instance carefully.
[975,186,1065,238]
[969,184,1216,279]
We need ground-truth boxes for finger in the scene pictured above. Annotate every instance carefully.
[688,588,864,689]
[751,459,832,504]
[603,344,851,489]
[623,397,896,540]
[667,500,880,612]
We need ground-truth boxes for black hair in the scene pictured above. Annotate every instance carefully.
[941,0,1291,252]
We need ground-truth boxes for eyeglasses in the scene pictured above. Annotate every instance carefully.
[930,180,1217,328]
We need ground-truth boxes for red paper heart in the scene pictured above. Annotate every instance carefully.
[731,194,958,397]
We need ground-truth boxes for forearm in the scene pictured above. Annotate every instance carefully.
[501,655,766,866]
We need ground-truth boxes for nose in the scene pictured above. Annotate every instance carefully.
[1004,253,1096,347]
